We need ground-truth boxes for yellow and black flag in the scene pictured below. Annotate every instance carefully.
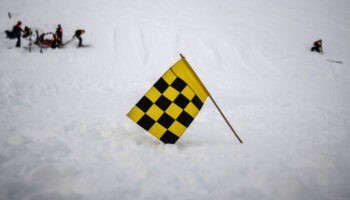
[127,56,209,144]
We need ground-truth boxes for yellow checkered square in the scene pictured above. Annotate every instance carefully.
[162,69,177,85]
[145,86,162,103]
[181,86,195,100]
[165,103,183,119]
[127,106,145,122]
[168,121,187,137]
[163,87,180,101]
[184,102,200,118]
[146,104,164,121]
[149,123,167,139]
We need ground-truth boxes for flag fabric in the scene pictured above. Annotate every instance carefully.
[127,58,209,144]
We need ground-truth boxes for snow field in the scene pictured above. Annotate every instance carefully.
[1,0,350,199]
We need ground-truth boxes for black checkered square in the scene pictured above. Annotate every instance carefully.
[136,96,153,112]
[154,78,169,93]
[191,95,203,110]
[174,94,190,109]
[157,113,175,129]
[160,131,179,144]
[171,78,187,92]
[155,95,172,111]
[137,115,156,131]
[177,111,194,127]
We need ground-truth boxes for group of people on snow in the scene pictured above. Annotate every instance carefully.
[5,21,323,54]
[5,21,85,49]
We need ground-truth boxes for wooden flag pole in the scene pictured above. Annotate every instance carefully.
[179,54,243,143]
[208,95,243,143]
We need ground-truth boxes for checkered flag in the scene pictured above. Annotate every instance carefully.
[127,56,209,144]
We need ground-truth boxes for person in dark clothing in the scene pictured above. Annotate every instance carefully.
[22,26,32,38]
[35,33,45,44]
[35,32,54,46]
[51,34,60,49]
[5,21,23,47]
[5,21,22,39]
[311,39,322,53]
[56,24,63,44]
[74,29,85,47]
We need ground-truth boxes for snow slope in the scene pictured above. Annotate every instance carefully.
[1,0,350,199]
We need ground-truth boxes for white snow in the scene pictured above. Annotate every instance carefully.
[1,0,350,199]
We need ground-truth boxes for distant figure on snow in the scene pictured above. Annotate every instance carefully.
[35,32,60,48]
[5,21,23,47]
[22,26,32,38]
[311,39,322,53]
[74,29,85,47]
[36,33,46,44]
[51,34,60,49]
[56,24,63,44]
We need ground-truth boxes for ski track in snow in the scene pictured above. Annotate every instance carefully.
[1,0,350,200]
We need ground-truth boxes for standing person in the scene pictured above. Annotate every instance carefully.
[56,24,63,44]
[74,29,85,47]
[311,39,323,53]
[5,21,23,47]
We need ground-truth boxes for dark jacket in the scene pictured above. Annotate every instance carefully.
[51,35,60,48]
[56,26,63,37]
[55,26,63,44]
[313,40,321,48]
[23,26,32,38]
[75,30,84,37]
[12,25,22,37]
[312,40,323,53]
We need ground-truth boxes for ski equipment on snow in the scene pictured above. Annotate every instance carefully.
[326,59,343,64]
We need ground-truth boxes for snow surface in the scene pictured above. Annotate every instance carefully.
[1,0,350,199]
